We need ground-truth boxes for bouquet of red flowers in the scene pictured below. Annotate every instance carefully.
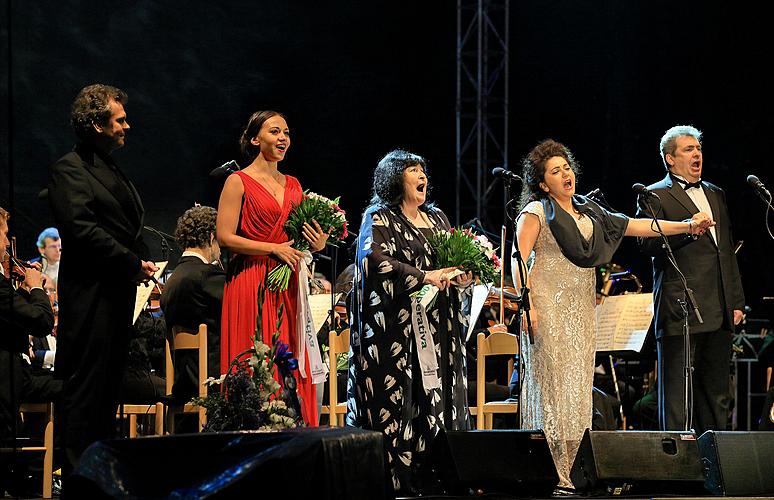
[428,227,501,284]
[266,191,348,291]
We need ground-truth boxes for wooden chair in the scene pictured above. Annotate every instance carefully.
[0,403,55,499]
[117,402,165,437]
[165,324,207,432]
[476,331,519,430]
[320,328,350,426]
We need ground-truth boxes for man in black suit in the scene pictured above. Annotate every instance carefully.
[0,207,56,440]
[160,205,225,402]
[0,207,58,495]
[47,84,157,470]
[637,125,745,435]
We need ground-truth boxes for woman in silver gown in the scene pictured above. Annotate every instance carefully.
[512,139,712,489]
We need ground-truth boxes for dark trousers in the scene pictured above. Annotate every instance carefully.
[0,351,62,440]
[657,330,732,435]
[59,326,129,472]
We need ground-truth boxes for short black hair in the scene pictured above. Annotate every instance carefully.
[370,149,429,207]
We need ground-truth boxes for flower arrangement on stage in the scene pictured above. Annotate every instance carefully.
[428,227,501,284]
[192,290,303,431]
[266,190,348,291]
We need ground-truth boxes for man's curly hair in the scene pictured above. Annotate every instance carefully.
[174,205,218,250]
[370,149,430,207]
[70,84,128,140]
[518,139,581,208]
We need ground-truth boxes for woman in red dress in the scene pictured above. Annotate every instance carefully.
[217,110,328,426]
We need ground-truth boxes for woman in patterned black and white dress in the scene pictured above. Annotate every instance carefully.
[346,149,473,494]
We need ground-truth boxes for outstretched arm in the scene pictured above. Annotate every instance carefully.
[626,212,714,238]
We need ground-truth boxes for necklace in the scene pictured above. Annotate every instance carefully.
[257,172,284,197]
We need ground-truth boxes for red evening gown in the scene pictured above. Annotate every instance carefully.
[221,170,318,426]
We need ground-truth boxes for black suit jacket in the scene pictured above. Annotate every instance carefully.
[1,276,55,438]
[636,174,744,337]
[47,142,147,379]
[0,277,54,352]
[160,255,225,397]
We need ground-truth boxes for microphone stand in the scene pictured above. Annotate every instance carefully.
[639,194,702,432]
[510,211,534,345]
[328,242,340,336]
[753,187,774,241]
[143,226,176,281]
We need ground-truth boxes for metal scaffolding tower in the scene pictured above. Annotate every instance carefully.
[455,0,509,230]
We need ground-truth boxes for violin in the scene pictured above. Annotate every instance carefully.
[483,286,521,312]
[4,236,36,288]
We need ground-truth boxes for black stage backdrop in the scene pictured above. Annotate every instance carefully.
[2,1,773,315]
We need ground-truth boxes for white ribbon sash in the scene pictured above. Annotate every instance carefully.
[410,295,440,390]
[296,251,329,384]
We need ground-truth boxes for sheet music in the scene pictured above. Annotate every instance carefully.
[595,293,653,353]
[308,293,342,333]
[466,284,491,342]
[133,261,168,324]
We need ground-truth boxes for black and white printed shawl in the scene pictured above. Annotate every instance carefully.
[346,204,472,492]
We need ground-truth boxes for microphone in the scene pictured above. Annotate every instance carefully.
[209,160,240,179]
[747,174,771,199]
[462,217,482,230]
[585,188,601,199]
[492,167,522,182]
[632,183,660,199]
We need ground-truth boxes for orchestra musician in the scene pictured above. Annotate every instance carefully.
[160,205,225,406]
[47,84,157,475]
[31,227,62,285]
[0,206,57,445]
[28,228,61,374]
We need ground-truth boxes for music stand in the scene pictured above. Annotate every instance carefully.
[595,293,653,429]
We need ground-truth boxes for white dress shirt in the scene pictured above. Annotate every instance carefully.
[673,174,717,243]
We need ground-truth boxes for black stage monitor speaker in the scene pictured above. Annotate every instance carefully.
[698,430,774,496]
[424,429,559,496]
[570,429,706,495]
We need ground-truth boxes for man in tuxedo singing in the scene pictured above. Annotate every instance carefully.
[636,125,745,435]
[47,84,158,472]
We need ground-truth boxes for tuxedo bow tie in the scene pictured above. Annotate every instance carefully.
[673,176,702,190]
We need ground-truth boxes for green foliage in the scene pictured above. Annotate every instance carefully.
[191,289,301,431]
[428,228,500,283]
[267,190,348,291]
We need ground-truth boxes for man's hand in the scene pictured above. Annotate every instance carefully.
[688,212,715,235]
[134,260,159,285]
[23,266,45,290]
[733,309,744,326]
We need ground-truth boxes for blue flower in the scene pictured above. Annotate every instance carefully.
[274,341,299,377]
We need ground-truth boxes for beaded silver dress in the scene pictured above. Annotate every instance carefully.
[518,201,596,488]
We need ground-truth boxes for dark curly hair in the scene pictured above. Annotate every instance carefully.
[70,84,128,140]
[369,149,430,208]
[174,205,218,250]
[239,110,287,162]
[518,139,581,208]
